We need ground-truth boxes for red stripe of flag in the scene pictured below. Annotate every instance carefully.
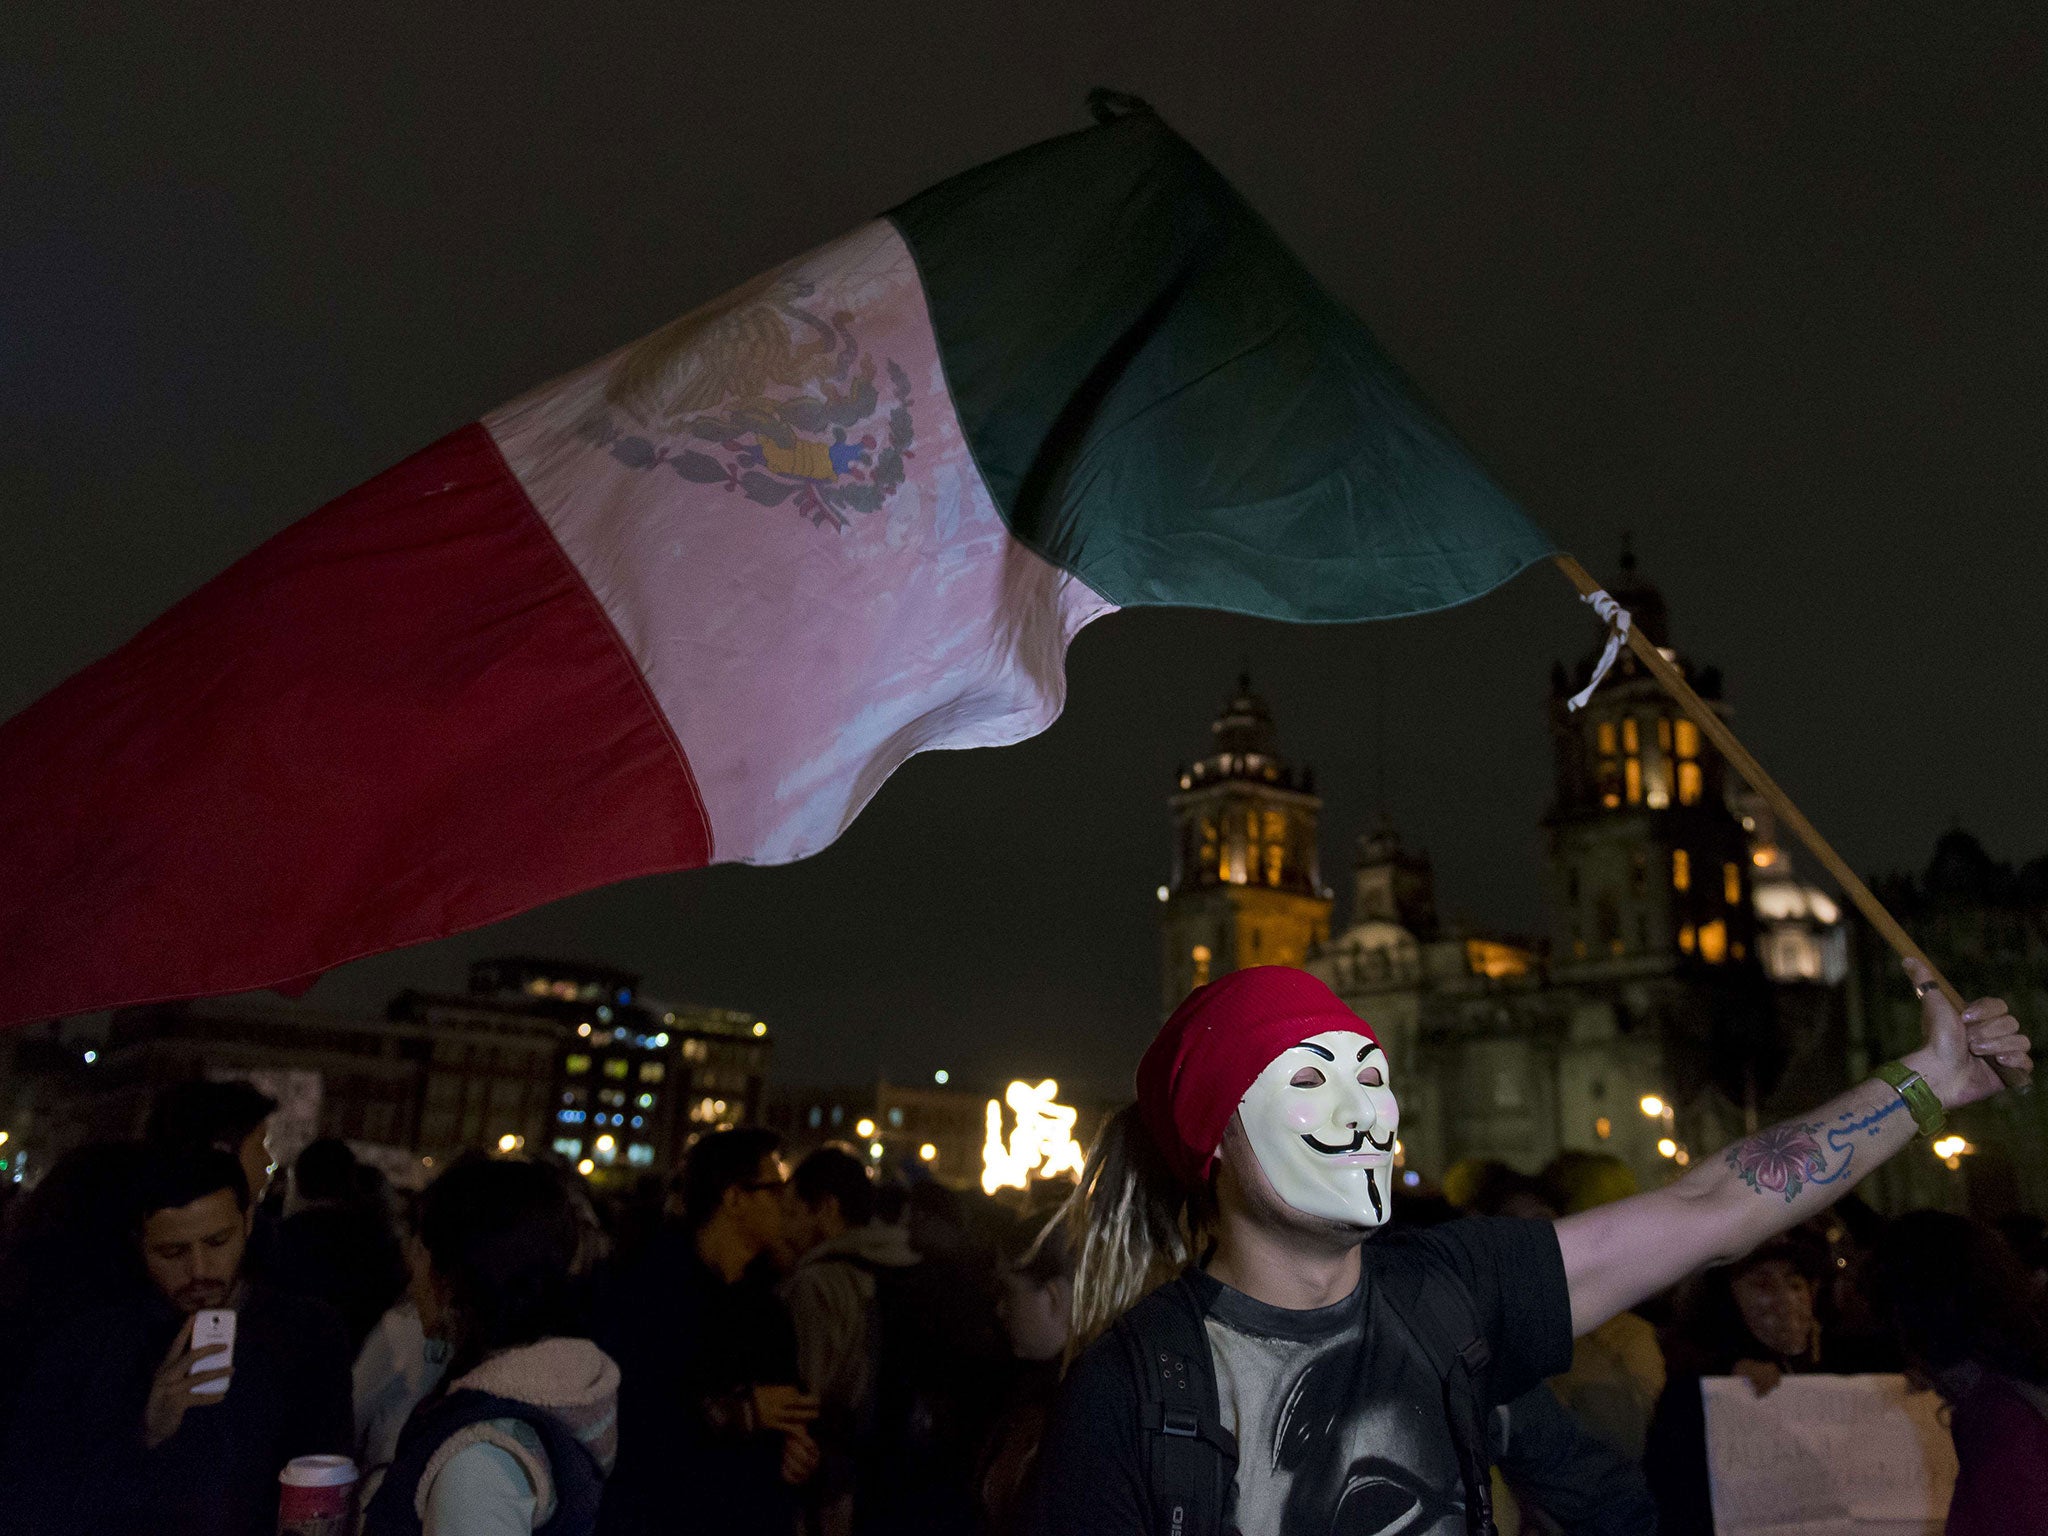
[0,424,711,1025]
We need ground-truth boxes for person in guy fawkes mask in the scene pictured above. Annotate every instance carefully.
[1026,961,2028,1536]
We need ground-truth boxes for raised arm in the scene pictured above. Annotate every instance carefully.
[1556,958,2031,1336]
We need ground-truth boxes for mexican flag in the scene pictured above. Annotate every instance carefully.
[0,94,1552,1026]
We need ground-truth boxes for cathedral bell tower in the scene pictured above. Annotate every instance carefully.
[1159,677,1333,1013]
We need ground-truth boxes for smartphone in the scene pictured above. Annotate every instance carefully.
[189,1308,235,1397]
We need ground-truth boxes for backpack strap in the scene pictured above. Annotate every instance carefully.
[1374,1256,1499,1536]
[1115,1274,1239,1536]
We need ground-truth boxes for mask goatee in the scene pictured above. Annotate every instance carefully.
[1365,1167,1383,1223]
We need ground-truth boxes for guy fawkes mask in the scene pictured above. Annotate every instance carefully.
[1237,1029,1399,1227]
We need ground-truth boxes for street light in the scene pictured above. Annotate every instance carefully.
[933,1070,950,1085]
[855,1118,876,1138]
[918,1143,937,1162]
[1656,1138,1679,1159]
[496,1133,523,1153]
[1639,1095,1665,1119]
[1932,1136,1974,1170]
[869,1142,885,1161]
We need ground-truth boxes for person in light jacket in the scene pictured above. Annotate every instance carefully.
[364,1157,618,1536]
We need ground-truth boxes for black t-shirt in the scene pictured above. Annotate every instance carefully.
[1029,1217,1572,1536]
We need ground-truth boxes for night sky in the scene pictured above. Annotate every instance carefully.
[5,5,2043,1096]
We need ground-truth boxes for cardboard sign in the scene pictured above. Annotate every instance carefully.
[1703,1373,1956,1535]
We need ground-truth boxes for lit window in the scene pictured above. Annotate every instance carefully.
[1672,849,1691,891]
[1191,944,1212,989]
[639,1062,666,1083]
[1594,1117,1612,1140]
[1262,810,1286,843]
[637,1092,655,1109]
[1677,761,1703,805]
[1678,925,1696,954]
[888,1107,904,1128]
[1264,843,1283,886]
[552,1138,582,1158]
[1597,721,1617,755]
[558,1109,587,1124]
[604,1059,629,1079]
[565,1054,590,1075]
[1723,862,1741,905]
[1698,920,1728,963]
[1624,757,1642,805]
[830,1105,843,1126]
[627,1144,655,1166]
[1622,718,1639,754]
[1674,719,1700,759]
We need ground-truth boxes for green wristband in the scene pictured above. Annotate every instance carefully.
[1873,1060,1947,1138]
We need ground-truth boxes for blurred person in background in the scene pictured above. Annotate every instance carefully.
[272,1137,410,1352]
[363,1155,618,1536]
[780,1146,919,1536]
[1537,1152,1666,1462]
[979,1205,1075,1536]
[0,1140,153,1439]
[147,1078,280,1209]
[0,1145,351,1536]
[1643,1232,1831,1536]
[1873,1209,2048,1536]
[597,1127,817,1536]
[1808,1195,1899,1374]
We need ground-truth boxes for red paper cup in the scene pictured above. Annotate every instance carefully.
[277,1454,358,1536]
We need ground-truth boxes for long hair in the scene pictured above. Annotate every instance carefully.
[1047,1104,1206,1357]
[418,1156,580,1380]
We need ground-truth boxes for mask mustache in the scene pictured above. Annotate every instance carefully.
[1299,1125,1396,1156]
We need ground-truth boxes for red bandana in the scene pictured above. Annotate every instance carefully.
[1136,966,1379,1188]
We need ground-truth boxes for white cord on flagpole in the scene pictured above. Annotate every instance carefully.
[1565,589,1632,712]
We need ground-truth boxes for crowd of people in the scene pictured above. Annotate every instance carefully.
[0,1080,1069,1536]
[0,956,2040,1536]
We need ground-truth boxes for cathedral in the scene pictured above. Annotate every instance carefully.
[1159,549,1852,1192]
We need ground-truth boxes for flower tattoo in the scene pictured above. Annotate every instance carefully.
[1727,1123,1828,1202]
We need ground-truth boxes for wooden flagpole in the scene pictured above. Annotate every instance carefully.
[1553,554,2030,1093]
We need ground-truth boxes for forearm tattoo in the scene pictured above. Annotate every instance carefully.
[1724,1094,1907,1203]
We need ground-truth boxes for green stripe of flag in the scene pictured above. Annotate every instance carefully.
[889,93,1555,623]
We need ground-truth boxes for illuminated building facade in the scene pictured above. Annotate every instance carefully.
[1164,550,1859,1192]
[19,957,768,1183]
[1158,677,1333,1012]
[766,1078,992,1186]
[398,958,770,1177]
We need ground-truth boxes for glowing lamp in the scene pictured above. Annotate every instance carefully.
[855,1118,876,1138]
[1656,1138,1679,1159]
[1639,1095,1666,1119]
[576,1158,595,1176]
[918,1143,937,1161]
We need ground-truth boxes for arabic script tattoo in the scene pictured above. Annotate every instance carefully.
[1724,1094,1907,1204]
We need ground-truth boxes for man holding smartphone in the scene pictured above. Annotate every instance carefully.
[0,1146,353,1535]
